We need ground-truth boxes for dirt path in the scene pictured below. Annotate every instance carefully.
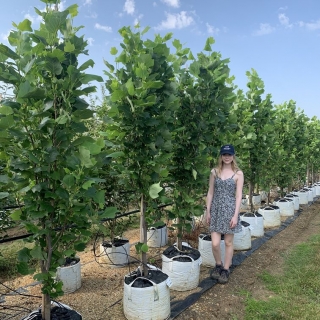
[1,199,320,319]
[175,199,320,320]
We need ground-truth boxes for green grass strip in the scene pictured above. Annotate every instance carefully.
[244,234,320,320]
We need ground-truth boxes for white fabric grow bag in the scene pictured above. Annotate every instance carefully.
[100,238,130,267]
[258,206,281,228]
[240,197,248,210]
[259,190,268,202]
[161,253,201,291]
[303,187,314,201]
[233,222,251,251]
[311,186,317,198]
[246,194,261,206]
[147,225,168,248]
[240,212,264,237]
[273,198,294,217]
[198,234,225,267]
[294,190,308,205]
[123,272,171,320]
[284,194,299,211]
[56,259,81,294]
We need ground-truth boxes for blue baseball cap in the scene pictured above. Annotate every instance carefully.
[220,144,235,155]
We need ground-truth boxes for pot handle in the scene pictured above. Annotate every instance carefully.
[127,277,159,301]
[169,255,194,271]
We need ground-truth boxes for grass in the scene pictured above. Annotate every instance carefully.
[243,234,320,320]
[0,240,35,281]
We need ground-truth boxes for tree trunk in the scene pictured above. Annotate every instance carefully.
[140,194,148,277]
[176,217,182,251]
[41,290,51,319]
[249,181,254,212]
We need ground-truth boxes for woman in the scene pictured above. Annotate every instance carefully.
[206,144,244,284]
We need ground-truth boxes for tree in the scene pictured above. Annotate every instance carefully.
[232,69,275,210]
[0,1,104,318]
[104,26,177,276]
[168,37,236,248]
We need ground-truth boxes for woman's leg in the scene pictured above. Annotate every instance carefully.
[223,233,234,270]
[211,231,222,265]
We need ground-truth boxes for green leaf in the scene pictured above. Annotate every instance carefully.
[79,59,94,71]
[17,262,31,275]
[110,47,118,55]
[93,190,105,205]
[172,39,182,50]
[63,174,75,187]
[141,243,149,253]
[74,242,87,251]
[0,192,9,199]
[204,36,215,51]
[126,78,135,95]
[79,146,94,167]
[45,58,63,75]
[100,207,118,219]
[64,41,75,53]
[66,4,78,17]
[149,182,163,199]
[106,151,124,158]
[0,175,9,183]
[111,90,126,102]
[81,74,103,84]
[9,208,22,221]
[0,105,13,115]
[82,180,94,190]
[17,19,32,32]
[30,245,45,260]
[0,44,20,60]
[141,26,150,35]
[192,169,197,180]
[18,247,31,263]
[44,10,69,34]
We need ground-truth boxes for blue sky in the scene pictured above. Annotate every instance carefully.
[1,0,320,119]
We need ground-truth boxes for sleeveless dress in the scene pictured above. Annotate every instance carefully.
[209,170,242,234]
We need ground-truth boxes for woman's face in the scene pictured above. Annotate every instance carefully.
[221,154,234,164]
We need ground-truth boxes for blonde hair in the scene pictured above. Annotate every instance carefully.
[216,155,240,177]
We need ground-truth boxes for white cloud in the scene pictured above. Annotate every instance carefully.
[24,13,35,24]
[87,37,94,46]
[304,19,320,31]
[134,14,144,26]
[278,13,293,29]
[156,11,193,30]
[83,0,92,5]
[206,22,220,35]
[1,30,10,42]
[161,0,180,8]
[124,0,135,15]
[86,12,97,19]
[95,23,112,32]
[253,23,275,36]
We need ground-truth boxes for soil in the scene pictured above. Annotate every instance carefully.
[1,198,320,320]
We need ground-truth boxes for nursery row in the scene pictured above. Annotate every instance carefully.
[1,0,320,319]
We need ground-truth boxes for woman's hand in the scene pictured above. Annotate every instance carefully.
[230,215,238,229]
[206,212,210,225]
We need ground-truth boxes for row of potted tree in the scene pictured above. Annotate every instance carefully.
[1,0,320,319]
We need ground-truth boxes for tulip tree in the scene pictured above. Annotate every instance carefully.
[232,69,275,210]
[168,37,236,248]
[104,26,177,276]
[0,1,104,318]
[306,117,320,184]
[272,101,304,195]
